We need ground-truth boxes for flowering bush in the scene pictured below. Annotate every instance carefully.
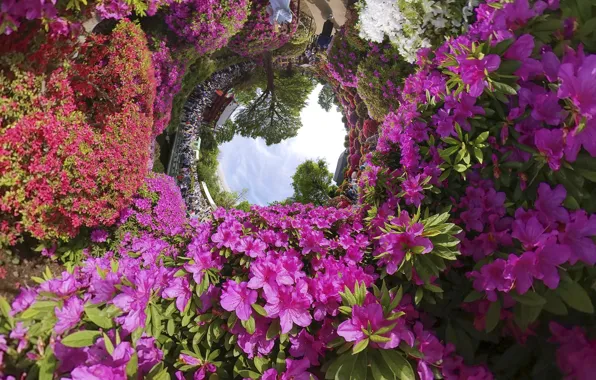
[151,41,186,136]
[357,44,412,121]
[1,174,494,379]
[326,27,366,88]
[0,0,173,36]
[357,0,471,63]
[165,0,250,56]
[228,0,298,57]
[0,20,155,245]
[3,1,596,379]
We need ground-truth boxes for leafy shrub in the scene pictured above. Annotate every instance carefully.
[151,41,186,136]
[165,0,250,56]
[326,27,366,88]
[357,0,471,62]
[0,20,155,245]
[228,0,299,57]
[356,44,412,121]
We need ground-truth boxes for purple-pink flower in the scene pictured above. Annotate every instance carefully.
[220,280,258,321]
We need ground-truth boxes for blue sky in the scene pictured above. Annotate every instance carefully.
[219,85,346,205]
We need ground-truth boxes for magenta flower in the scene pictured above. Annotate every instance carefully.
[113,271,155,332]
[55,296,84,334]
[535,183,569,225]
[220,281,258,321]
[460,55,500,97]
[470,259,513,296]
[136,337,163,375]
[337,303,400,347]
[9,322,28,353]
[558,55,596,119]
[90,229,109,243]
[289,329,325,366]
[559,210,596,265]
[535,129,565,171]
[504,251,536,294]
[531,91,564,126]
[566,118,596,162]
[281,358,313,380]
[534,238,570,289]
[236,236,267,258]
[11,288,36,315]
[377,223,433,275]
[162,277,191,312]
[511,215,549,250]
[264,280,312,334]
[71,364,125,380]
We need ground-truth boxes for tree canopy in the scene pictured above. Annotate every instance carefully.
[290,158,337,206]
[230,54,316,145]
[318,84,337,112]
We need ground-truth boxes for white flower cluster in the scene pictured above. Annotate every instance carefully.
[357,0,475,63]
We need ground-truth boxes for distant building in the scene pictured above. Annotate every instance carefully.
[333,149,348,185]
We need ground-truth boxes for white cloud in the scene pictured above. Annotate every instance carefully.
[219,84,346,205]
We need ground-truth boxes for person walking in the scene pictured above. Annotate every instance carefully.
[317,16,334,49]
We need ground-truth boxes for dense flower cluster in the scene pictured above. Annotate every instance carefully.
[0,20,155,244]
[357,0,472,63]
[0,175,494,379]
[326,27,365,88]
[151,41,186,136]
[165,0,250,56]
[357,43,412,121]
[0,0,172,35]
[228,0,298,57]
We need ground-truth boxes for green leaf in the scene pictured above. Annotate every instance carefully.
[370,350,394,380]
[473,147,484,164]
[485,300,501,333]
[252,304,268,317]
[556,281,594,313]
[241,316,256,335]
[167,318,175,336]
[498,60,521,75]
[266,318,280,340]
[414,287,423,305]
[254,356,269,373]
[439,145,459,160]
[379,349,415,380]
[103,333,114,355]
[38,348,56,380]
[62,330,101,348]
[227,312,238,330]
[126,352,138,380]
[492,38,514,55]
[85,305,114,329]
[463,291,483,303]
[576,168,596,182]
[544,292,568,316]
[492,81,517,95]
[388,286,403,312]
[325,353,350,380]
[510,291,546,307]
[424,284,443,293]
[352,338,369,354]
[351,351,368,380]
[453,164,468,173]
[151,304,162,338]
[0,296,13,327]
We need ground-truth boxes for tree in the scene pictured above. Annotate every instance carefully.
[232,54,316,145]
[215,119,237,145]
[318,84,336,112]
[290,159,338,206]
[235,200,251,212]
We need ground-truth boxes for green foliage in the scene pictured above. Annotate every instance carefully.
[234,67,316,145]
[318,84,336,112]
[235,200,251,212]
[356,47,412,121]
[167,57,216,134]
[290,159,337,206]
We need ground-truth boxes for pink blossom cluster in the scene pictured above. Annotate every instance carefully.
[228,0,299,57]
[151,41,186,136]
[165,0,250,56]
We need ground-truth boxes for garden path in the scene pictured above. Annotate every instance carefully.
[303,0,347,33]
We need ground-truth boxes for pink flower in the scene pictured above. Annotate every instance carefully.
[162,277,191,313]
[220,281,257,321]
[55,296,84,334]
[264,280,312,334]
